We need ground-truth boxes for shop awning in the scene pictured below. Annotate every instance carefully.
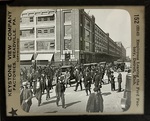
[20,54,33,61]
[20,27,34,30]
[36,54,53,61]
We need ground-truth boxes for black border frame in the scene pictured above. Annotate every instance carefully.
[1,0,150,121]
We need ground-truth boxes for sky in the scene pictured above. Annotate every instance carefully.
[85,9,131,58]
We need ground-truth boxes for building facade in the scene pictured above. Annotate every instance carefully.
[115,41,126,61]
[20,9,126,66]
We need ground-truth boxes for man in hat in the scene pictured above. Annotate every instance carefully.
[45,75,51,100]
[55,75,66,108]
[35,77,42,106]
[84,70,92,96]
[117,70,122,92]
[74,70,83,91]
[93,70,102,92]
[65,69,71,88]
[20,81,33,112]
[86,87,103,112]
[110,71,115,91]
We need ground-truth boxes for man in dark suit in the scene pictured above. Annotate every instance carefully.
[55,75,66,108]
[35,77,42,106]
[110,71,115,91]
[74,70,83,91]
[84,70,92,96]
[45,75,51,100]
[117,70,122,92]
[93,70,102,92]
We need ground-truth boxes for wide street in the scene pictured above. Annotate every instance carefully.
[29,71,128,114]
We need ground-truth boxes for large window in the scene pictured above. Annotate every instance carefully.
[37,27,55,38]
[64,25,72,37]
[20,29,34,38]
[85,18,90,29]
[36,41,55,51]
[30,17,34,22]
[64,12,71,22]
[37,14,55,25]
[37,15,55,22]
[85,29,90,41]
[85,41,90,51]
[64,39,71,50]
[20,41,34,51]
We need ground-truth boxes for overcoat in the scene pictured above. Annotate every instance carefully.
[84,74,92,90]
[20,88,33,112]
[86,92,103,112]
[35,80,42,101]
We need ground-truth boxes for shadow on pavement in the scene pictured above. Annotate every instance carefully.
[102,92,111,96]
[66,101,81,108]
[116,89,124,93]
[50,95,57,99]
[41,99,56,106]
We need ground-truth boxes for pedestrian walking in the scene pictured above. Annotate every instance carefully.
[74,70,83,91]
[65,70,71,88]
[45,75,51,100]
[117,70,122,92]
[46,65,54,90]
[35,77,42,106]
[110,71,115,91]
[40,74,45,94]
[84,70,92,96]
[55,75,66,108]
[86,87,103,112]
[20,81,33,112]
[106,68,111,84]
[93,70,102,92]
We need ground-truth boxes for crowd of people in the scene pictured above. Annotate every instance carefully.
[20,62,126,113]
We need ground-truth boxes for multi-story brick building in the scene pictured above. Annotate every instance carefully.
[115,41,126,60]
[20,9,126,66]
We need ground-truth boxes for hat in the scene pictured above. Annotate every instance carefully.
[60,75,65,81]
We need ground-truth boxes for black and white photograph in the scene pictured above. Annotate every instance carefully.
[19,8,132,113]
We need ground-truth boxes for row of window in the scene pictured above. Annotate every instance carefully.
[84,29,90,41]
[37,28,55,34]
[109,46,116,51]
[95,40,107,47]
[85,18,90,30]
[20,41,55,51]
[20,27,55,38]
[95,33,107,42]
[95,26,106,38]
[20,11,72,24]
[20,15,55,23]
[20,25,72,38]
[20,40,118,54]
[20,39,73,51]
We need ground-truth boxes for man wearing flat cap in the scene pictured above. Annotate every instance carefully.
[55,75,66,108]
